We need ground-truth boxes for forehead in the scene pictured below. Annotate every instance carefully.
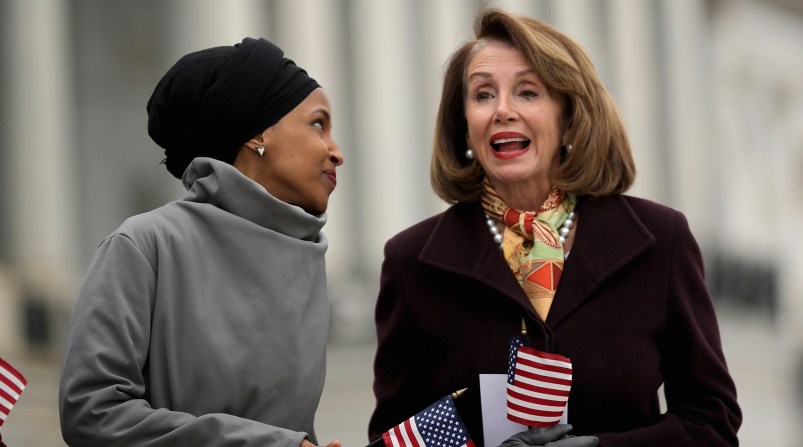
[466,40,532,78]
[296,88,331,111]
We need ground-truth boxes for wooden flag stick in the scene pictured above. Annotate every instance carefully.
[451,388,468,400]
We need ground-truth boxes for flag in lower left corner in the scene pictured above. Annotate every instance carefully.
[381,395,475,447]
[0,357,27,427]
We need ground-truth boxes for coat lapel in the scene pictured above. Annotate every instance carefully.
[418,203,537,316]
[546,195,656,328]
[416,197,656,328]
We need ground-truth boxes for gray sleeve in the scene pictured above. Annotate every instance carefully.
[58,234,307,447]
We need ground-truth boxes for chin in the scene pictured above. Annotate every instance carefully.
[491,169,540,184]
[303,203,328,215]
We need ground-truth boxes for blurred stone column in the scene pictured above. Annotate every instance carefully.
[2,0,77,352]
[349,0,423,270]
[607,0,666,203]
[660,0,714,235]
[550,0,610,78]
[418,0,475,212]
[164,0,266,62]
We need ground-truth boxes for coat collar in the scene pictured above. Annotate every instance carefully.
[418,196,656,328]
[419,202,534,314]
[547,195,656,328]
[182,157,328,241]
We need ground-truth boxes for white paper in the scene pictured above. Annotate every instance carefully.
[479,374,568,447]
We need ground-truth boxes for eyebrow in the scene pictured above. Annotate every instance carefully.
[467,69,538,83]
[311,108,331,121]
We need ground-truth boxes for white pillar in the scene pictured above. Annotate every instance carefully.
[5,0,77,295]
[493,0,544,17]
[661,0,713,234]
[550,0,610,78]
[350,0,422,259]
[420,0,475,212]
[608,0,664,203]
[166,0,266,59]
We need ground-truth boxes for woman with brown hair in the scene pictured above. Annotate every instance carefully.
[369,9,740,447]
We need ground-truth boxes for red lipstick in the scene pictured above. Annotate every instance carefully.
[489,132,530,160]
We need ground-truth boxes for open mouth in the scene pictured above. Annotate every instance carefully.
[491,137,531,152]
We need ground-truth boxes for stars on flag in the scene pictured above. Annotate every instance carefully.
[414,398,470,446]
[381,395,475,447]
[507,334,528,385]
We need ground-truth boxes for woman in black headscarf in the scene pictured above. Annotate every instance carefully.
[59,37,344,447]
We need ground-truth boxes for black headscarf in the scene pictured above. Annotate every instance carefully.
[147,37,320,178]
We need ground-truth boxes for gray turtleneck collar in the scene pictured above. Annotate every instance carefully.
[181,157,327,242]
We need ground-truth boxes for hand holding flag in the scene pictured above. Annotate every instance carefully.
[500,424,598,447]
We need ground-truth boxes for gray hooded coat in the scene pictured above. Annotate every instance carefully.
[59,158,330,447]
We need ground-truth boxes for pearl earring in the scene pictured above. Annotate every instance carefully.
[256,146,265,156]
[564,143,573,153]
[465,148,475,160]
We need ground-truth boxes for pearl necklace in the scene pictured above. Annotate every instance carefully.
[484,211,577,249]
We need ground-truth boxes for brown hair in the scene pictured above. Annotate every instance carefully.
[431,8,635,203]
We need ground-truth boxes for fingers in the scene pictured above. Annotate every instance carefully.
[544,435,599,447]
[300,439,341,447]
[510,424,575,445]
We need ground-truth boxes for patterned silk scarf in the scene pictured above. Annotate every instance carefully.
[481,179,577,320]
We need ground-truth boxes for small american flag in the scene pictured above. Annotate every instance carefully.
[506,335,572,427]
[381,395,475,447]
[0,357,27,427]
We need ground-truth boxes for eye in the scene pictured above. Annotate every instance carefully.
[520,89,538,100]
[312,119,324,131]
[472,90,494,102]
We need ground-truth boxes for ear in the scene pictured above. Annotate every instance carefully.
[560,119,573,146]
[242,127,274,155]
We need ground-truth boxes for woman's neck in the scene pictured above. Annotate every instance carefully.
[489,178,552,210]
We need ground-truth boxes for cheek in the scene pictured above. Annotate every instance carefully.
[465,111,485,144]
[534,112,564,142]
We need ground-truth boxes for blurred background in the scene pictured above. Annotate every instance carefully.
[0,0,801,445]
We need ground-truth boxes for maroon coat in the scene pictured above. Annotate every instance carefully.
[368,195,741,446]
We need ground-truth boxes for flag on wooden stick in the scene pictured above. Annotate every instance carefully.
[376,390,475,447]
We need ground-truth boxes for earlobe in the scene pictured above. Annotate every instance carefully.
[244,140,265,156]
[245,129,271,156]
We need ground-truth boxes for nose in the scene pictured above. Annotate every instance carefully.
[494,95,518,123]
[329,140,344,166]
